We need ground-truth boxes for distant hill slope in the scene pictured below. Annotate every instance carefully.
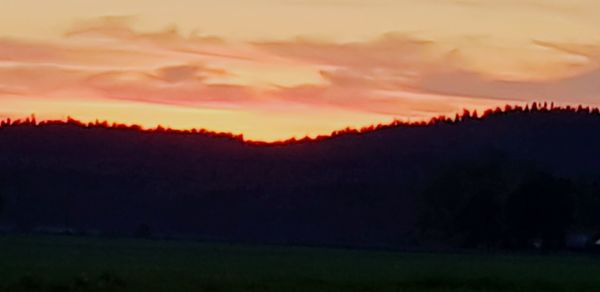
[1,106,600,248]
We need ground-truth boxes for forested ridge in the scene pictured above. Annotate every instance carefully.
[1,104,599,250]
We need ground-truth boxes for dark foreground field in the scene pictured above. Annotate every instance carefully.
[1,236,600,292]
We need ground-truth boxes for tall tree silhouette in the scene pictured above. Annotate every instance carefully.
[572,179,600,230]
[505,173,575,249]
[0,176,5,218]
[418,157,508,247]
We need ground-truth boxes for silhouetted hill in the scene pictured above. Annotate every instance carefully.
[1,104,600,249]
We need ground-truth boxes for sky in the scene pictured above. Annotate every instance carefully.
[2,0,600,141]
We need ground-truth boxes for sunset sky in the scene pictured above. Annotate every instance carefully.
[2,0,600,140]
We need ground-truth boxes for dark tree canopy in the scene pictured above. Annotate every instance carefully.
[419,160,577,250]
[418,159,510,248]
[0,108,599,250]
[505,173,575,249]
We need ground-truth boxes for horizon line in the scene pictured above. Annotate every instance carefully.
[1,102,598,146]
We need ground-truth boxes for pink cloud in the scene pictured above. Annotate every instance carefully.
[254,33,441,73]
[255,36,600,104]
[0,39,63,63]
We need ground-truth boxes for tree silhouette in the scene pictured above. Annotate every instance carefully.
[418,157,508,247]
[416,152,586,250]
[505,173,575,249]
[574,179,600,229]
[0,177,4,217]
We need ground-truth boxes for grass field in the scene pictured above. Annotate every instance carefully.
[1,235,600,291]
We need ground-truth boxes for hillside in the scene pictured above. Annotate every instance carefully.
[1,105,600,248]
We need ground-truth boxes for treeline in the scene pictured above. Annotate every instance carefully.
[2,102,600,145]
[1,105,600,250]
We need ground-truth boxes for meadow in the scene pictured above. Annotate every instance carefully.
[1,235,600,292]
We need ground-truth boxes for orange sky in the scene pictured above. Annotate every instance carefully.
[2,1,600,141]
